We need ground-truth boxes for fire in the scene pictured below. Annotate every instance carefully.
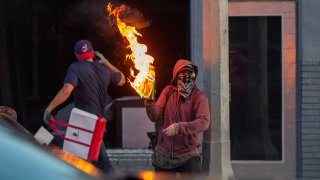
[107,3,155,99]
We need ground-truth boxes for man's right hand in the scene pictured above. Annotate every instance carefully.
[144,98,155,105]
[43,110,52,126]
[95,51,109,64]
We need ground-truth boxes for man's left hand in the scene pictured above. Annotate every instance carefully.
[163,123,179,136]
[43,110,52,126]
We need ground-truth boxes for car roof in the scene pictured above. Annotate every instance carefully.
[0,115,97,180]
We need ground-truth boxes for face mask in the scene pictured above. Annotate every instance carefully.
[177,75,195,98]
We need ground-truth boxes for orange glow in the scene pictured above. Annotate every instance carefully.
[107,3,155,98]
[137,171,155,180]
[49,144,102,178]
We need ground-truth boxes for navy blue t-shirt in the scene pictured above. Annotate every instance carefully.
[64,61,121,116]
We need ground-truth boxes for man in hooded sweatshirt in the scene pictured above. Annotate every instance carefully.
[144,59,210,174]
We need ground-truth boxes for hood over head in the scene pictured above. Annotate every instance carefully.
[171,59,198,85]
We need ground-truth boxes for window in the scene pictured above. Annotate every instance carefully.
[229,16,282,160]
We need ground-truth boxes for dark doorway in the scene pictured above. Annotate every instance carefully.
[229,16,282,160]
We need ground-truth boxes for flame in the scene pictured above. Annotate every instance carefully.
[107,3,155,98]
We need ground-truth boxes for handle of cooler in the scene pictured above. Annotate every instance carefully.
[48,117,94,147]
[49,117,94,133]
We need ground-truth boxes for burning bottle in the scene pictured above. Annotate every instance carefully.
[107,3,155,99]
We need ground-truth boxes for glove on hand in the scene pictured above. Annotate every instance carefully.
[95,51,109,64]
[163,123,179,136]
[43,110,52,126]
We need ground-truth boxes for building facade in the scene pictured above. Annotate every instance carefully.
[1,0,320,179]
[191,0,320,179]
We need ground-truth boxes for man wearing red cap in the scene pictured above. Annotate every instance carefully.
[144,59,210,174]
[43,40,125,173]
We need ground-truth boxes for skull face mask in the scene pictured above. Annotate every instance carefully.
[176,68,196,98]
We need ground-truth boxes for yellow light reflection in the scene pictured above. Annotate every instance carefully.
[49,144,102,178]
[137,171,155,180]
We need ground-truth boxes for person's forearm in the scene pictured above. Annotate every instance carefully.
[145,103,162,122]
[46,84,73,112]
[102,61,125,86]
[103,61,121,73]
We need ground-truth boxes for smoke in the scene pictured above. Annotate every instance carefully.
[65,0,151,38]
[65,0,113,38]
[114,4,152,30]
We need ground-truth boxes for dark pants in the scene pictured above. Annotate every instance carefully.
[154,156,201,174]
[91,141,114,174]
[52,135,114,174]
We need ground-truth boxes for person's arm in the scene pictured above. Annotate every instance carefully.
[145,86,172,122]
[103,60,125,86]
[163,92,210,136]
[95,51,125,86]
[45,83,74,112]
[177,93,210,135]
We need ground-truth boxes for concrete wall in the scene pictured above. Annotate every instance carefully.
[107,149,153,173]
[299,0,320,179]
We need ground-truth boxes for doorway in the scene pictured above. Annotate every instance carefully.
[229,1,296,178]
[229,16,282,161]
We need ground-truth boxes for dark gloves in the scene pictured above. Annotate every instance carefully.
[43,110,52,126]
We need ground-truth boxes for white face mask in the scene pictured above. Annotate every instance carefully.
[177,75,195,98]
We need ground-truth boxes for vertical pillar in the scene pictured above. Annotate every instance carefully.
[190,0,203,90]
[191,0,234,177]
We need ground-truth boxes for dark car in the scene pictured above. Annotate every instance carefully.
[0,108,105,180]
